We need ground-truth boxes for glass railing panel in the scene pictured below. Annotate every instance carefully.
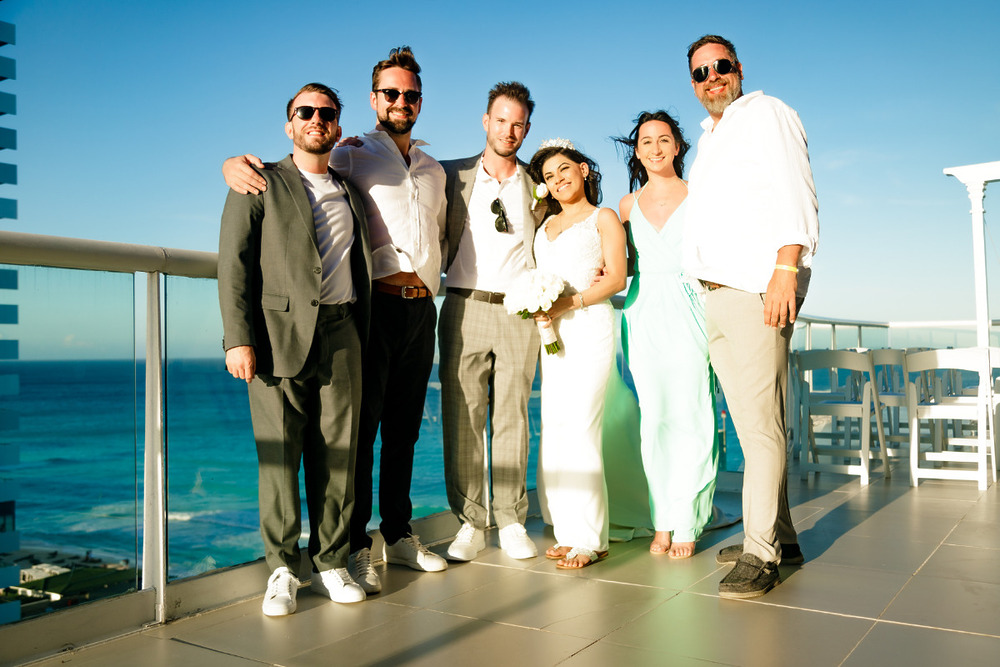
[888,325,979,351]
[163,276,260,579]
[0,265,139,624]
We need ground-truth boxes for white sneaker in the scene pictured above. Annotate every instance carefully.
[384,534,448,572]
[499,523,538,559]
[446,522,486,561]
[262,566,299,616]
[347,547,382,594]
[311,567,366,603]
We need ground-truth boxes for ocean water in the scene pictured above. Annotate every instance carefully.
[2,357,741,580]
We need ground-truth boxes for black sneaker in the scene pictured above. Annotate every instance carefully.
[716,542,804,565]
[718,553,780,599]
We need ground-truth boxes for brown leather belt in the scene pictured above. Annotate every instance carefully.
[447,287,505,304]
[700,280,724,291]
[374,282,431,299]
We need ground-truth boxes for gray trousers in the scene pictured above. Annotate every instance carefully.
[439,294,540,530]
[248,306,361,573]
[705,288,798,563]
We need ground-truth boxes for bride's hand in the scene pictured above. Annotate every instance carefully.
[545,296,576,321]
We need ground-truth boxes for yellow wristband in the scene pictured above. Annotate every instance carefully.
[775,264,799,273]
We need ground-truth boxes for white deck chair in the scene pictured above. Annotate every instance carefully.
[905,347,998,490]
[795,349,889,486]
[871,348,910,460]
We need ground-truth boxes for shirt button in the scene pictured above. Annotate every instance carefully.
[314,267,322,274]
[311,299,319,307]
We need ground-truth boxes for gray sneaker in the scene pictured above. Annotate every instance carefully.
[718,553,780,599]
[716,543,804,565]
[348,547,382,594]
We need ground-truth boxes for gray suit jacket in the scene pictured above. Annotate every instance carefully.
[218,154,372,378]
[440,153,546,274]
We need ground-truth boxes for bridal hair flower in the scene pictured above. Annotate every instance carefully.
[538,137,575,151]
[533,183,548,200]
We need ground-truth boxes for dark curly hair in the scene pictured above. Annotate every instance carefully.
[527,143,602,215]
[613,110,690,192]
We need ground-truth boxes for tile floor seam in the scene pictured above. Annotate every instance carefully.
[167,637,274,665]
[683,588,903,624]
[835,620,880,667]
[872,618,1000,640]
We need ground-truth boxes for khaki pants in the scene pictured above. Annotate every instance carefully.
[705,288,798,563]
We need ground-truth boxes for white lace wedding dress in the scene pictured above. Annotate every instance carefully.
[534,208,614,552]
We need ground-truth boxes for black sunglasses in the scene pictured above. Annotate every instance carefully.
[376,88,422,105]
[491,198,509,233]
[691,58,736,83]
[292,106,339,122]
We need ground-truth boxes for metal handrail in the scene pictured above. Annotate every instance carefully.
[0,230,217,277]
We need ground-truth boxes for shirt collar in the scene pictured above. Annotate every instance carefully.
[700,90,764,131]
[363,128,429,150]
[476,155,522,186]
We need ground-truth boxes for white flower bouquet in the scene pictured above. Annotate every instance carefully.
[504,270,566,354]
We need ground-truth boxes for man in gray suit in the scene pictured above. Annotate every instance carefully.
[219,82,373,615]
[439,82,544,561]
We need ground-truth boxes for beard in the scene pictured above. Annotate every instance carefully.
[294,126,337,154]
[379,108,416,136]
[489,135,521,158]
[697,78,743,116]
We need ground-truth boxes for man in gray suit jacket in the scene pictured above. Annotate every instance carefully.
[219,83,373,615]
[439,82,545,561]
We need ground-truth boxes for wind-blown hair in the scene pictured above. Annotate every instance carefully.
[613,110,690,192]
[686,34,738,71]
[372,45,422,90]
[487,81,534,120]
[286,83,342,121]
[527,144,602,215]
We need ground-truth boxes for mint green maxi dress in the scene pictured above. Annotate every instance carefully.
[621,190,718,543]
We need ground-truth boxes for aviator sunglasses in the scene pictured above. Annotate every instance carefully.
[291,106,339,122]
[491,198,510,233]
[376,88,422,105]
[691,58,737,83]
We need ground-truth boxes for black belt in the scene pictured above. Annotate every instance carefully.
[448,287,505,304]
[374,282,432,299]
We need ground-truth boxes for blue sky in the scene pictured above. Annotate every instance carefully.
[3,0,1000,330]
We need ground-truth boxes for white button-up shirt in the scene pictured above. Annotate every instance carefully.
[445,160,531,292]
[683,91,819,297]
[330,130,447,295]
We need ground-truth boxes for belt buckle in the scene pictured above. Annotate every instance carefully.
[400,285,419,299]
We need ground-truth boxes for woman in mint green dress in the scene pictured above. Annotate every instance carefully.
[616,111,718,558]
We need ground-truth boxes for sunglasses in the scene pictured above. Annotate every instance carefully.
[491,198,509,233]
[291,106,338,122]
[691,58,737,83]
[376,88,422,105]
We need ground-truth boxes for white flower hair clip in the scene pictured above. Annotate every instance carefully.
[538,137,575,151]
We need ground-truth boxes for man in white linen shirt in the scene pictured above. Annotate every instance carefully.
[438,82,544,562]
[681,34,819,600]
[222,46,449,595]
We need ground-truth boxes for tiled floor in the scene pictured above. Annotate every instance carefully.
[24,467,1000,666]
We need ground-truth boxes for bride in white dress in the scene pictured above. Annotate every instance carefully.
[527,140,627,569]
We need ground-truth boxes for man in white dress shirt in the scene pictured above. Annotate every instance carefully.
[222,47,449,595]
[439,82,543,561]
[681,34,819,599]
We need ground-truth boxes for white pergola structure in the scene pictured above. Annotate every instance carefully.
[943,160,1000,347]
[942,161,1000,489]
